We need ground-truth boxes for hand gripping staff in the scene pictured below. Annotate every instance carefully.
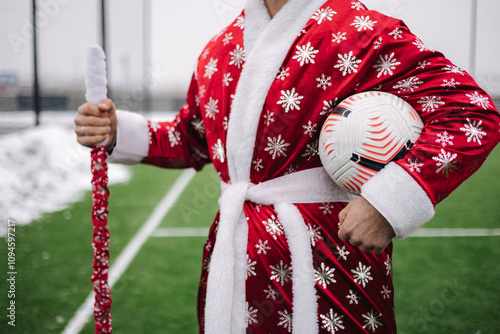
[85,45,112,333]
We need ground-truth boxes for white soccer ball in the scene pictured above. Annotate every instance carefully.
[319,91,423,195]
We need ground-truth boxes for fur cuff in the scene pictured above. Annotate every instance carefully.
[107,110,149,165]
[361,162,435,239]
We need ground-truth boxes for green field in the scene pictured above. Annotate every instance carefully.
[1,146,499,333]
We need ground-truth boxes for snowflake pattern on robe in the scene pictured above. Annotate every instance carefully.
[144,1,500,332]
[320,309,345,333]
[334,51,362,76]
[278,87,304,112]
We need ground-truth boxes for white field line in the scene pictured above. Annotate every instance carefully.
[62,168,196,334]
[411,228,500,237]
[151,227,210,237]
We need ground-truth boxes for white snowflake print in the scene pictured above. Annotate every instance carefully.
[222,32,233,46]
[312,6,336,24]
[199,85,206,99]
[255,239,271,254]
[350,16,377,31]
[413,37,429,52]
[417,60,431,69]
[302,140,319,161]
[320,309,345,333]
[264,284,278,300]
[373,36,383,50]
[351,1,364,10]
[167,126,181,147]
[315,262,336,289]
[263,215,284,239]
[319,202,334,215]
[246,302,259,327]
[373,53,401,78]
[393,76,423,93]
[201,48,210,60]
[246,255,257,279]
[222,73,233,86]
[467,91,492,110]
[381,285,392,300]
[334,51,362,76]
[229,45,245,68]
[270,260,292,286]
[441,78,460,88]
[303,120,318,137]
[223,116,229,131]
[253,158,264,172]
[405,158,424,173]
[211,138,225,163]
[351,262,373,288]
[321,100,336,115]
[204,97,219,120]
[150,121,161,132]
[234,15,244,29]
[362,309,383,333]
[278,87,304,112]
[460,118,487,145]
[346,289,359,305]
[436,131,454,147]
[293,42,319,66]
[332,32,347,44]
[264,134,290,159]
[307,223,323,247]
[316,74,333,90]
[417,96,445,112]
[264,110,275,126]
[277,310,293,332]
[335,245,350,261]
[191,117,205,137]
[443,65,465,75]
[204,58,218,79]
[432,148,458,178]
[277,67,290,81]
[384,256,392,276]
[389,27,403,39]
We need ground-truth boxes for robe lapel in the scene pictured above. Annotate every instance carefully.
[226,0,327,183]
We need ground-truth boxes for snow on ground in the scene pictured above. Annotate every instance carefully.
[0,111,132,237]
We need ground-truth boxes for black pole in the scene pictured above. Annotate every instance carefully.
[101,0,110,98]
[32,0,41,126]
[143,0,152,113]
[469,0,477,77]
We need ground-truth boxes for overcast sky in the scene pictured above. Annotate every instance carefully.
[1,0,499,97]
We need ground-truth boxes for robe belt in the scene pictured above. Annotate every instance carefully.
[204,167,358,334]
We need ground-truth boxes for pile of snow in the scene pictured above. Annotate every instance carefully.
[0,121,130,236]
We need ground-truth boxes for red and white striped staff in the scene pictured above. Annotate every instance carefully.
[85,45,113,334]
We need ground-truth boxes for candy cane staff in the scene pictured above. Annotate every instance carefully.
[85,45,113,334]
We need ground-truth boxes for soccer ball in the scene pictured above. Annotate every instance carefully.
[319,91,423,195]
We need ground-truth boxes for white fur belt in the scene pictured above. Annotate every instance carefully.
[204,167,357,334]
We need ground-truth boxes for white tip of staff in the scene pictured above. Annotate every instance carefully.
[85,45,108,107]
[85,45,109,147]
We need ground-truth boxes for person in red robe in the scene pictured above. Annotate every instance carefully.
[75,0,500,332]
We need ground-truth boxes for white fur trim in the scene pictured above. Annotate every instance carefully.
[226,0,327,182]
[246,167,358,205]
[276,203,319,334]
[107,110,149,165]
[361,162,435,239]
[205,182,249,334]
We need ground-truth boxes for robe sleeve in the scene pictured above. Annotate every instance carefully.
[358,21,500,239]
[108,73,210,170]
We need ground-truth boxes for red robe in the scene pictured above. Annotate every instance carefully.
[109,0,500,332]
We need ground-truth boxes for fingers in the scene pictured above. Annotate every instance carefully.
[75,100,115,147]
[337,197,393,254]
